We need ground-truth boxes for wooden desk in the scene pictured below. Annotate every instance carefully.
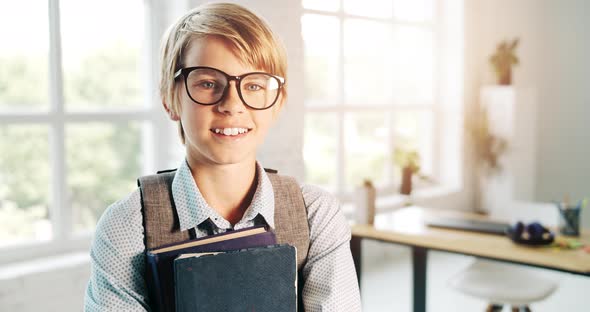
[350,206,590,312]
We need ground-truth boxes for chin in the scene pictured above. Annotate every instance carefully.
[205,150,255,166]
[211,156,247,165]
[185,138,252,163]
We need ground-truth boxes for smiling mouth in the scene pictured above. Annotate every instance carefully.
[210,127,252,136]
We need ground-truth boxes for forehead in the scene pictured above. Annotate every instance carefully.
[182,36,261,75]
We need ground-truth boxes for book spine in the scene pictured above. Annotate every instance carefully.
[146,253,166,312]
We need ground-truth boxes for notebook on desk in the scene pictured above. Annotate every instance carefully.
[425,217,510,235]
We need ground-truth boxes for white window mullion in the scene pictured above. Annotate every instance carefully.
[336,1,346,198]
[386,2,396,193]
[142,0,156,175]
[305,103,434,113]
[385,111,394,191]
[432,0,443,182]
[337,112,345,197]
[48,0,70,241]
[63,110,152,122]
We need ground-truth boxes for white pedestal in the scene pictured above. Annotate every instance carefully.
[477,86,537,218]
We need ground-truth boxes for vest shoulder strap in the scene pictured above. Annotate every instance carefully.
[266,173,310,267]
[138,170,190,250]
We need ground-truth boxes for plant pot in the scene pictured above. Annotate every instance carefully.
[498,68,512,85]
[355,182,376,225]
[400,167,413,195]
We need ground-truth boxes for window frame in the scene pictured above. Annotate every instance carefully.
[302,1,444,203]
[0,0,173,265]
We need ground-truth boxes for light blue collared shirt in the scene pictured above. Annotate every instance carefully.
[172,160,275,234]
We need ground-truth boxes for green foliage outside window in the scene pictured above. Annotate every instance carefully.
[64,41,142,108]
[0,42,143,244]
[0,55,47,108]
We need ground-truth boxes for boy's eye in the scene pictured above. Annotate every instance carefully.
[245,83,264,91]
[199,81,216,89]
[191,80,223,93]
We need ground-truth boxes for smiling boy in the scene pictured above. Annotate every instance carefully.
[84,3,361,311]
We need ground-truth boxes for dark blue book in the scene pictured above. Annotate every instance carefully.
[146,226,276,312]
[174,244,297,312]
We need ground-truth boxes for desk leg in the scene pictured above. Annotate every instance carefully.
[412,247,427,312]
[350,235,362,289]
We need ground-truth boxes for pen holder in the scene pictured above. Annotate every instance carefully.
[558,207,580,236]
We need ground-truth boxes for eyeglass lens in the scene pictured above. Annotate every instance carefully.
[185,68,280,109]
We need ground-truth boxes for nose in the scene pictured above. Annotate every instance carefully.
[216,81,245,115]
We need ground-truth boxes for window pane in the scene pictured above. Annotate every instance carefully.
[302,14,340,106]
[0,125,51,247]
[344,19,393,105]
[66,122,142,233]
[0,2,49,110]
[343,0,393,18]
[61,0,145,110]
[391,26,434,105]
[304,113,338,191]
[344,113,389,191]
[302,0,339,12]
[392,111,434,179]
[393,0,434,22]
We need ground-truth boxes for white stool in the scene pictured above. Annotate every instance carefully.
[448,259,558,312]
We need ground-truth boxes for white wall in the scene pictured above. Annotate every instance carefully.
[534,1,590,205]
[465,0,590,226]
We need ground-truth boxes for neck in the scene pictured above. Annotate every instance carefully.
[187,158,258,225]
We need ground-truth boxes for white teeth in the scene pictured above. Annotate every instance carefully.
[214,128,249,136]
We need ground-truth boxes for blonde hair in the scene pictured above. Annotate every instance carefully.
[159,3,288,144]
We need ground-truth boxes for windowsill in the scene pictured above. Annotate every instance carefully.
[378,184,461,210]
[0,251,89,280]
[0,235,92,266]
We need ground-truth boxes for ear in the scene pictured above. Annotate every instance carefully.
[163,101,180,121]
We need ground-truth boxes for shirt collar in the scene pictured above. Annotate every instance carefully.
[172,159,275,231]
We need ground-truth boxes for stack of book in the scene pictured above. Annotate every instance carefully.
[146,225,297,312]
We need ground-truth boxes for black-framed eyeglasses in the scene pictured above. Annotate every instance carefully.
[173,66,285,110]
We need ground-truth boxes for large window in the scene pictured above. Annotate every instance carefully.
[0,0,150,252]
[302,0,441,200]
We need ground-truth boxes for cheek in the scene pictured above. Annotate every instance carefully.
[180,103,210,135]
[269,102,283,123]
[254,112,276,135]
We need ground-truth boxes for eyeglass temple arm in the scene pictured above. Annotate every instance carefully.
[173,69,183,79]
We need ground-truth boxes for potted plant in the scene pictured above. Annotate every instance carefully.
[490,38,519,85]
[394,148,420,195]
[466,104,509,214]
[467,106,508,176]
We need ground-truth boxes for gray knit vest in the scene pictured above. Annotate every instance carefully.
[138,169,310,310]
